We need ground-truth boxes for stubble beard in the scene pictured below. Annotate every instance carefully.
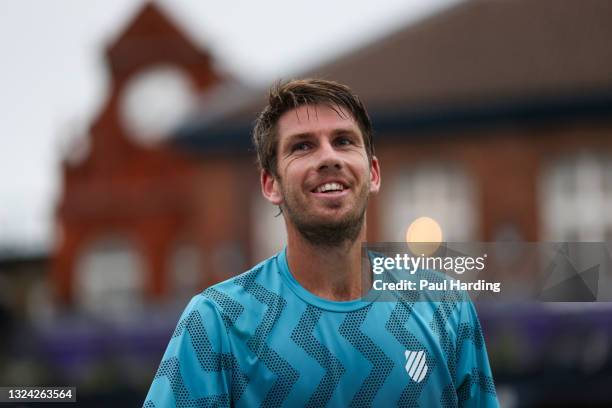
[280,182,369,248]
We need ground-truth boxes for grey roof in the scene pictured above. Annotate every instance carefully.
[309,0,612,108]
[174,0,612,152]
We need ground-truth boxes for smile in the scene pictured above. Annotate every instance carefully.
[312,182,347,193]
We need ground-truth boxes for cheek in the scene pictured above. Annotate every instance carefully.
[349,156,371,179]
[282,158,309,182]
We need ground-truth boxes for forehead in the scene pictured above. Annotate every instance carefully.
[276,104,361,142]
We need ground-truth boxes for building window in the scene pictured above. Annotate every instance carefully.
[75,237,144,320]
[251,193,286,263]
[168,242,202,304]
[382,164,478,242]
[540,153,612,241]
[213,242,246,280]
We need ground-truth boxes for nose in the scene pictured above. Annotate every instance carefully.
[316,140,342,171]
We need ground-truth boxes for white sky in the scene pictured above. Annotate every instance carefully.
[0,0,458,253]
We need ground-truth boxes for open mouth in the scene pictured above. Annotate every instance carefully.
[312,182,347,194]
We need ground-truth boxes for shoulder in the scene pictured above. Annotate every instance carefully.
[205,253,281,295]
[194,253,284,320]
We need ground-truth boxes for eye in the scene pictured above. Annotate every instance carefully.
[335,136,353,146]
[291,141,311,152]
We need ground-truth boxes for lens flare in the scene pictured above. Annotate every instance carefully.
[405,216,443,256]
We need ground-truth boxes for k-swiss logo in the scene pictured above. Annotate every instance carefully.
[404,350,428,383]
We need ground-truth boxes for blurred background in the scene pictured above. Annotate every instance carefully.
[1,0,612,406]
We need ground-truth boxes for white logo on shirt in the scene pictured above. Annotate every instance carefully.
[404,350,428,383]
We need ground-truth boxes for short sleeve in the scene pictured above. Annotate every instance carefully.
[454,301,499,408]
[143,294,233,407]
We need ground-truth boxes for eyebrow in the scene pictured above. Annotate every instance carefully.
[282,128,361,148]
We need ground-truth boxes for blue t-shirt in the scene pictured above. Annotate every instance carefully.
[144,249,499,407]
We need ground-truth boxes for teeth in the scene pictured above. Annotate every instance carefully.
[315,182,344,193]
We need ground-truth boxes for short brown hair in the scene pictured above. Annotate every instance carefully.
[252,78,374,176]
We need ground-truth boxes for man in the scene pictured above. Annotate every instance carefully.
[144,79,499,407]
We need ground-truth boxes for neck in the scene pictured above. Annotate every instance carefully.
[285,221,370,301]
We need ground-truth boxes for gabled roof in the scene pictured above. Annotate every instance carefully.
[174,0,612,153]
[310,0,612,108]
[105,2,216,77]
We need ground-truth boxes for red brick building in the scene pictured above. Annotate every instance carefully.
[52,3,242,314]
[54,0,612,318]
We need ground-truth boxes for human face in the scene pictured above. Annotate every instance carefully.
[261,104,380,246]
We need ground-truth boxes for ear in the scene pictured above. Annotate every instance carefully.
[261,169,283,205]
[369,156,381,194]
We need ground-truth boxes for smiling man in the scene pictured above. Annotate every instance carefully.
[144,79,499,407]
